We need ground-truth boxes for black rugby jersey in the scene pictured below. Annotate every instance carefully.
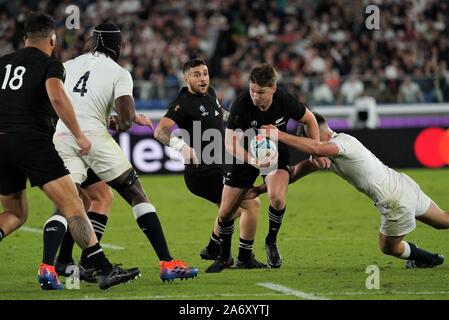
[227,88,306,154]
[0,47,65,135]
[164,86,225,167]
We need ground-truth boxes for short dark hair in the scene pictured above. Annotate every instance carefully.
[249,63,277,87]
[313,112,326,125]
[92,22,122,61]
[183,58,207,74]
[24,12,55,39]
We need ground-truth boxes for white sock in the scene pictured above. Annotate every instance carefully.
[399,241,411,259]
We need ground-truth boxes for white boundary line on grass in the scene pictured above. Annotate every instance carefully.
[82,293,284,300]
[20,226,125,250]
[257,282,330,300]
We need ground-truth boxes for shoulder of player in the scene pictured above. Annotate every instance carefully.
[274,87,295,101]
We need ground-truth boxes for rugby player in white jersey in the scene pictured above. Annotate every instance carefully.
[43,22,198,282]
[251,112,448,269]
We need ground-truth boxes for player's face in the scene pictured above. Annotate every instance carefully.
[186,65,210,95]
[249,82,276,111]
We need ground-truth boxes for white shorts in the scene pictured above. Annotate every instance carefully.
[376,173,432,237]
[53,131,132,184]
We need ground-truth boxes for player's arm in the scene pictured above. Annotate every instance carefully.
[113,95,135,132]
[278,130,339,156]
[155,116,198,165]
[111,68,136,132]
[225,128,258,167]
[45,78,91,155]
[154,117,176,145]
[298,108,320,141]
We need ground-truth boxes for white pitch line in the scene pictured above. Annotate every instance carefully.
[324,291,449,296]
[81,293,284,300]
[20,226,125,250]
[258,282,329,300]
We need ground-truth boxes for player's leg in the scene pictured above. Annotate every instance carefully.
[0,190,28,241]
[234,198,267,268]
[379,233,444,268]
[184,168,223,260]
[41,175,140,289]
[205,184,248,273]
[107,168,198,281]
[78,180,113,271]
[0,142,28,241]
[56,171,112,277]
[47,135,140,289]
[416,201,449,229]
[264,168,289,268]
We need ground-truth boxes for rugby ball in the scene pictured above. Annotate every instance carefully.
[249,134,277,163]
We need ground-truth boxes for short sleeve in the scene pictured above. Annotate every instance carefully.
[164,97,189,124]
[227,96,248,130]
[283,90,306,120]
[45,60,65,82]
[330,134,351,156]
[114,68,133,100]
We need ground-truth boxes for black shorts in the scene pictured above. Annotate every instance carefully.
[80,168,102,189]
[184,165,226,204]
[225,149,291,188]
[0,133,70,195]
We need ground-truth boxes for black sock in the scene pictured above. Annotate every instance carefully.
[265,205,286,244]
[408,242,437,263]
[238,238,254,261]
[207,232,220,253]
[218,219,234,261]
[42,216,67,265]
[80,212,108,267]
[0,227,4,242]
[136,212,172,262]
[83,243,111,273]
[57,229,75,264]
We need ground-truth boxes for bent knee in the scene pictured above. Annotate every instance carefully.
[380,244,402,257]
[269,196,285,210]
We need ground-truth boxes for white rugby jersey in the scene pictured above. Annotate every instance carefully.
[329,132,401,204]
[55,52,133,133]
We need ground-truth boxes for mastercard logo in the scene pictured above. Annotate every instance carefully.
[414,128,449,168]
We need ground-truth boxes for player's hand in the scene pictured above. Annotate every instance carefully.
[134,113,153,128]
[108,115,119,131]
[249,152,278,169]
[181,144,199,166]
[75,133,91,156]
[310,156,331,169]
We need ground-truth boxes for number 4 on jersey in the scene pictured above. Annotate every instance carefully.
[73,71,90,96]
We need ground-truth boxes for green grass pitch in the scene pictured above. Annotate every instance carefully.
[1,168,448,300]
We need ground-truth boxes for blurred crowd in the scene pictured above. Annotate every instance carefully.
[1,0,449,107]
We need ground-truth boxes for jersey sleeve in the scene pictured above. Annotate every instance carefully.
[227,97,247,130]
[330,134,351,156]
[284,90,306,120]
[114,68,133,100]
[164,96,189,124]
[45,60,65,82]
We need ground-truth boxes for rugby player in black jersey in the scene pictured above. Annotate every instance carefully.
[206,63,325,272]
[155,59,266,269]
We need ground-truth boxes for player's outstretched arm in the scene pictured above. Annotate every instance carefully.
[114,95,136,132]
[46,78,91,155]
